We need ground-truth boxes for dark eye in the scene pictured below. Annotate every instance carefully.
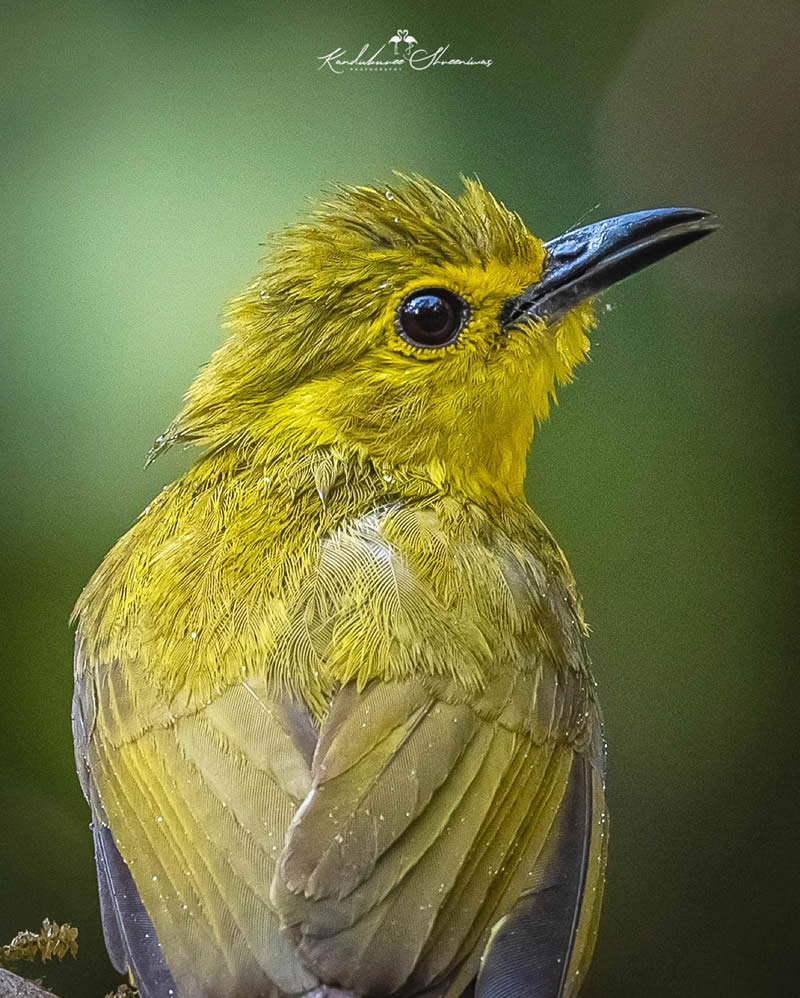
[395,287,469,348]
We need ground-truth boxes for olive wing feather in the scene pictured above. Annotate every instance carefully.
[271,674,606,998]
[72,647,320,998]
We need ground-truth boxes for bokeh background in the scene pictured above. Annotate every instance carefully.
[2,1,798,995]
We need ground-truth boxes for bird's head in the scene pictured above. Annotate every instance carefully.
[157,175,715,499]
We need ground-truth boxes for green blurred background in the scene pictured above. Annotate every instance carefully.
[2,1,798,995]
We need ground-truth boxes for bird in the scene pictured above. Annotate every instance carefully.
[71,174,716,998]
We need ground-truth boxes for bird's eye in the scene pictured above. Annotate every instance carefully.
[395,287,468,348]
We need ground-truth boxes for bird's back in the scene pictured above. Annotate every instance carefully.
[73,448,607,998]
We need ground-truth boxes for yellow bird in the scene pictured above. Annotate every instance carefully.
[71,175,715,998]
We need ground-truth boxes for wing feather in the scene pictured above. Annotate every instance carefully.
[473,755,602,998]
[92,824,180,998]
[275,717,518,995]
[278,682,481,901]
[272,675,605,998]
[73,656,319,998]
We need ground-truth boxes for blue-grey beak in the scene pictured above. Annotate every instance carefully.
[500,207,718,328]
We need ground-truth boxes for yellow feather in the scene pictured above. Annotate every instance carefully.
[72,174,613,998]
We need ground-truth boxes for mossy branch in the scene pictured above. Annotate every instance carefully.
[0,921,135,998]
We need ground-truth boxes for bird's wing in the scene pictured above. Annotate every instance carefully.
[271,669,607,998]
[74,496,606,998]
[72,644,320,998]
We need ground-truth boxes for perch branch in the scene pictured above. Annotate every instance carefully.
[0,968,60,998]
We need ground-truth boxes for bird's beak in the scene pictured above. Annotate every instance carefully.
[500,207,718,329]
